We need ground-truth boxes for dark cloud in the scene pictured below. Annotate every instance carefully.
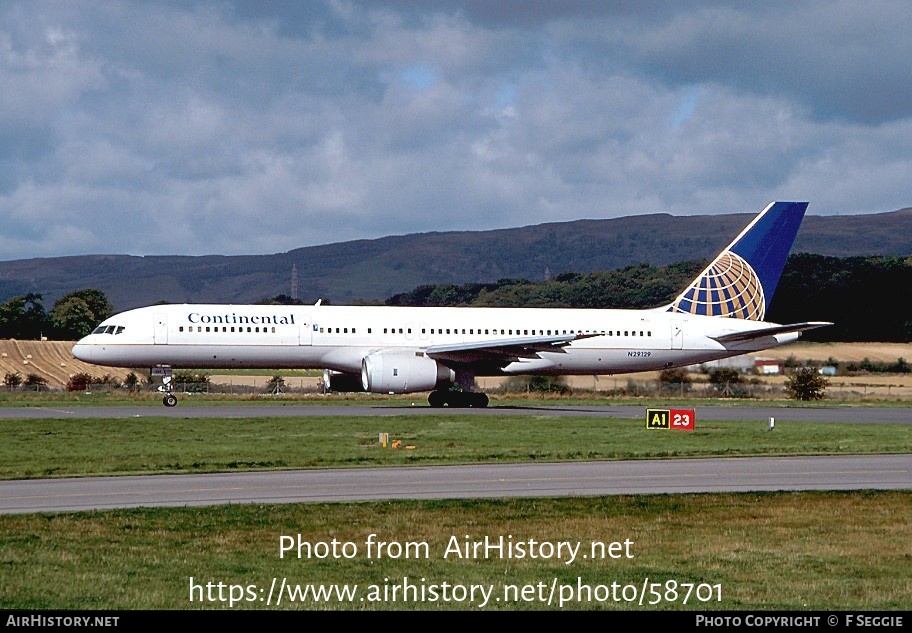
[595,1,912,124]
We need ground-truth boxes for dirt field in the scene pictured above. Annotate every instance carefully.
[1,339,911,397]
[0,341,134,389]
[760,341,912,363]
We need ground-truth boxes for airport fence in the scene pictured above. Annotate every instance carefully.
[12,376,912,402]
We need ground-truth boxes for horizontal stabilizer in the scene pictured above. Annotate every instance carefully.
[709,321,833,344]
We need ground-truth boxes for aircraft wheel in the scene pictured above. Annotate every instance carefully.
[427,391,446,408]
[473,393,489,408]
[449,392,471,408]
[163,394,178,407]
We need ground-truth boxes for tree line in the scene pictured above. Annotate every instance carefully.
[0,289,112,340]
[2,254,910,342]
[766,254,911,342]
[386,254,912,342]
[385,261,706,310]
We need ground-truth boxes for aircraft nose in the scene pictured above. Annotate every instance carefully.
[71,342,93,362]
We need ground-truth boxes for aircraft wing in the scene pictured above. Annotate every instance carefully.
[709,321,833,345]
[425,333,595,365]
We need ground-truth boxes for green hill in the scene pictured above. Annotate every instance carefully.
[0,207,908,311]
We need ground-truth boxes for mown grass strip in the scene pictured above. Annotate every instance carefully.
[0,415,908,480]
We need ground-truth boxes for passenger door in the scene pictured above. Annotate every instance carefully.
[154,313,168,344]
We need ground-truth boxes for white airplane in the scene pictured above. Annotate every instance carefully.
[73,201,831,407]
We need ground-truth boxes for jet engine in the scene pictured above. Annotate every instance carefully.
[360,352,453,393]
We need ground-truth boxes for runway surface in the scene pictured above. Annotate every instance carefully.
[0,403,908,514]
[0,455,908,514]
[1,402,910,423]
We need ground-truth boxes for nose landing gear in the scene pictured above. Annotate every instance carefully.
[153,366,177,407]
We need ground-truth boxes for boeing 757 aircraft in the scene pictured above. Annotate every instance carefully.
[72,201,830,407]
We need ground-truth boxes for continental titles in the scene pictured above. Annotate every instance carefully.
[188,312,295,326]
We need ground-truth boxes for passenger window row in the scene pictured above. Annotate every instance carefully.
[316,327,652,337]
[179,326,275,333]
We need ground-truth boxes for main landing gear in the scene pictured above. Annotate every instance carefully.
[427,390,489,408]
[427,370,489,407]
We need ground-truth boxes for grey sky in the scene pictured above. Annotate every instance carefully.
[1,0,910,260]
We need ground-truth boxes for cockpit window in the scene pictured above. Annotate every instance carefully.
[92,325,125,335]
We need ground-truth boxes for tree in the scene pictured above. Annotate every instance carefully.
[173,371,210,393]
[709,367,744,396]
[785,367,828,401]
[501,375,570,394]
[124,372,140,390]
[50,289,113,339]
[266,375,286,395]
[659,368,692,394]
[0,293,49,339]
[66,372,96,392]
[3,372,22,389]
[525,376,570,394]
[23,374,48,390]
[257,294,304,306]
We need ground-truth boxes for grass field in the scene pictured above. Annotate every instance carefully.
[0,414,909,479]
[0,409,909,611]
[1,492,909,610]
[0,348,909,613]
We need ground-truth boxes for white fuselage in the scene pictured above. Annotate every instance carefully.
[72,303,798,376]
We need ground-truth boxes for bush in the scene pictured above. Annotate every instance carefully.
[173,371,210,393]
[709,367,741,384]
[658,368,692,393]
[501,375,570,394]
[66,372,96,392]
[266,375,286,394]
[785,367,828,401]
[100,374,122,389]
[23,373,48,387]
[124,372,140,390]
[528,376,570,394]
[844,357,912,374]
[3,372,22,388]
[708,367,748,396]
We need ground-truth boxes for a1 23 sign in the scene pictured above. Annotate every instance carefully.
[645,408,695,431]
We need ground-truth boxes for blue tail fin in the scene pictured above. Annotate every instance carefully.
[668,201,808,321]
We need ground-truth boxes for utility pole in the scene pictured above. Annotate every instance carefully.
[291,264,298,301]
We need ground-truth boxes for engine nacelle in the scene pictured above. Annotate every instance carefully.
[322,369,365,393]
[361,352,453,394]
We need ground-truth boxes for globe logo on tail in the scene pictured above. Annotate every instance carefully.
[669,251,766,320]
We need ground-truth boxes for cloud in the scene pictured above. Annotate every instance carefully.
[0,0,909,261]
[579,0,912,124]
